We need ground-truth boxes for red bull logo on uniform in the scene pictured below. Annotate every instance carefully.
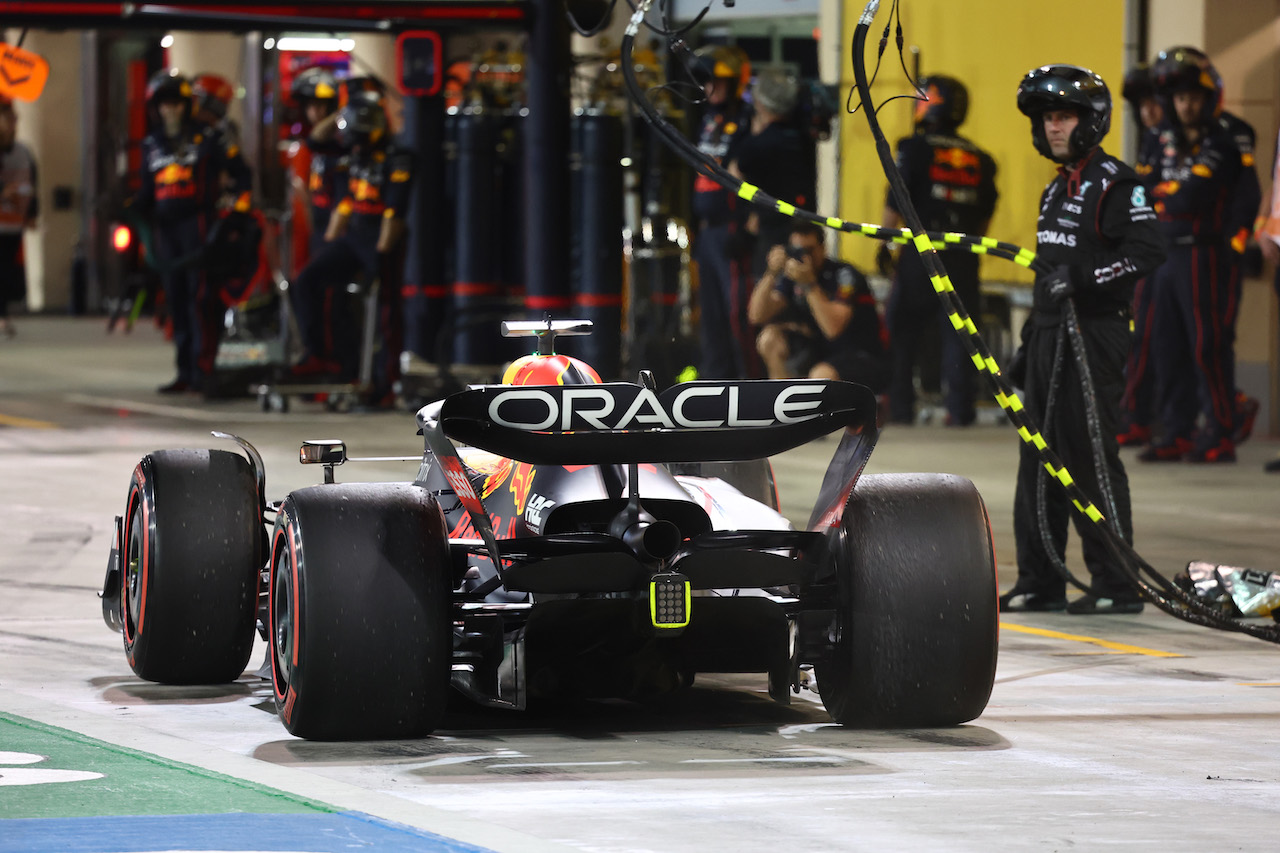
[156,163,192,185]
[929,147,981,187]
[155,162,196,200]
[933,147,979,170]
[353,178,379,201]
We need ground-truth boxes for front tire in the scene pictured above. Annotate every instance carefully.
[269,483,453,740]
[121,449,262,684]
[817,473,998,727]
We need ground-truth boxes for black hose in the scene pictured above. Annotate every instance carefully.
[1035,322,1093,595]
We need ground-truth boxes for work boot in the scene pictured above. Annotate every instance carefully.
[289,355,341,379]
[1186,437,1236,464]
[1066,594,1144,614]
[1137,437,1192,462]
[157,378,189,395]
[1232,393,1259,445]
[1115,423,1152,447]
[999,590,1067,613]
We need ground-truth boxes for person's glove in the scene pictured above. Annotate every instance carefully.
[875,242,897,277]
[1043,265,1077,305]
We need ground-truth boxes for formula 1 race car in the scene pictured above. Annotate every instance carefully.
[101,320,998,740]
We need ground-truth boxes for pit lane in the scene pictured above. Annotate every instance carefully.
[2,317,1278,852]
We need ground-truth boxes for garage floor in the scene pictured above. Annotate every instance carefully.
[2,316,1278,852]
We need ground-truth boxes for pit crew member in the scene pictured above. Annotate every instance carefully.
[880,74,999,427]
[1001,65,1166,615]
[131,69,243,394]
[1139,47,1261,463]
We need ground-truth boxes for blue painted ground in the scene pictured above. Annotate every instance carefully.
[0,812,497,853]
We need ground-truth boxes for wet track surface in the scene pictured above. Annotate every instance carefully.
[2,318,1279,851]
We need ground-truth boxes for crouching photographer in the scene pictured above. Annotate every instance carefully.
[747,221,889,389]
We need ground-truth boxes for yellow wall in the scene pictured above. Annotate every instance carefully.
[835,0,1128,282]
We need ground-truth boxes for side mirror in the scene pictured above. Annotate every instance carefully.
[300,440,346,483]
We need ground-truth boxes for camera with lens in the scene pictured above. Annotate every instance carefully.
[785,245,811,262]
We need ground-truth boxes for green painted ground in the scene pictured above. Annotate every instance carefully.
[0,712,334,820]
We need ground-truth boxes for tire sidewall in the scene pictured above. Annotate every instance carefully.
[121,461,154,671]
[119,450,262,684]
[269,484,454,740]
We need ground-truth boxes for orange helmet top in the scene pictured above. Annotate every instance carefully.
[502,353,602,386]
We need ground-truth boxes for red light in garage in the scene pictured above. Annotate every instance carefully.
[112,224,132,252]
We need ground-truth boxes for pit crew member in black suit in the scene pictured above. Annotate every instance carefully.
[881,75,999,427]
[1001,65,1166,615]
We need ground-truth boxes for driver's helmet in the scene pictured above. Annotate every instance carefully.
[502,353,602,386]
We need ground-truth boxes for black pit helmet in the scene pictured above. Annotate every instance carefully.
[342,75,388,107]
[692,44,750,98]
[915,75,969,133]
[291,66,339,105]
[333,90,387,149]
[145,69,194,127]
[1121,64,1154,107]
[1121,64,1156,128]
[1151,46,1223,126]
[1016,64,1111,163]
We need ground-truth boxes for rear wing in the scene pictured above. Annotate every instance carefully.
[426,379,878,465]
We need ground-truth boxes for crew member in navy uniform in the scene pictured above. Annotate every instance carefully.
[1001,65,1166,615]
[191,72,252,213]
[290,67,344,260]
[1209,56,1263,449]
[285,67,344,366]
[292,91,412,406]
[131,69,244,394]
[690,45,751,379]
[1138,47,1261,463]
[748,220,888,390]
[880,75,999,426]
[1116,63,1164,447]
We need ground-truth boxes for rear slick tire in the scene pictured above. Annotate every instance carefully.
[121,449,262,684]
[269,483,453,740]
[817,473,998,727]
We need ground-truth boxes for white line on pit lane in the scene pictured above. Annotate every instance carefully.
[488,761,647,768]
[679,756,848,764]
